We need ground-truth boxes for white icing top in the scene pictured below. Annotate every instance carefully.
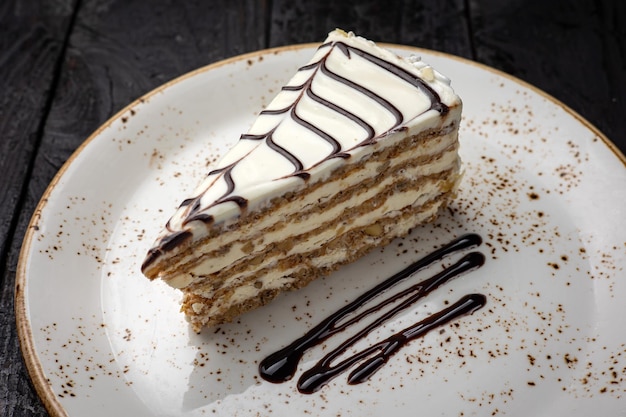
[143,29,461,270]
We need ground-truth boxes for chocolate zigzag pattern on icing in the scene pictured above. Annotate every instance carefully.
[335,42,449,116]
[181,162,249,227]
[153,40,449,256]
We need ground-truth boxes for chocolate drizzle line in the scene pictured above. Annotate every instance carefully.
[266,130,310,180]
[258,234,484,391]
[336,42,449,115]
[148,39,450,261]
[291,102,342,157]
[181,163,249,227]
[305,87,375,149]
[243,39,447,184]
[319,60,404,131]
[299,293,486,393]
[141,229,193,273]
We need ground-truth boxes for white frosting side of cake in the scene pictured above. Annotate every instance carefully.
[143,29,461,275]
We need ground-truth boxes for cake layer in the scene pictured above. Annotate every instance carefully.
[182,192,450,330]
[187,170,455,301]
[152,121,460,289]
[183,156,458,295]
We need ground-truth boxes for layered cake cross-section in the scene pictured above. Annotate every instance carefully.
[141,29,463,331]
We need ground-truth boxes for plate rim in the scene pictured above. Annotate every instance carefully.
[14,42,626,417]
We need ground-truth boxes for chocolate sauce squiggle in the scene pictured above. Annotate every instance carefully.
[297,253,484,391]
[299,293,486,393]
[258,233,482,384]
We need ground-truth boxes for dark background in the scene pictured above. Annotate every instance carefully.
[1,0,624,415]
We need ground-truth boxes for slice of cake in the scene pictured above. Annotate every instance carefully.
[142,29,463,331]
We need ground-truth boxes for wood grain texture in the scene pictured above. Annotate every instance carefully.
[469,0,626,149]
[269,0,473,57]
[0,1,77,416]
[37,0,270,178]
[0,0,76,279]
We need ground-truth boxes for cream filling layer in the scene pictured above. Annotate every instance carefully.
[163,133,458,288]
[167,149,458,289]
[189,177,449,302]
[193,199,442,321]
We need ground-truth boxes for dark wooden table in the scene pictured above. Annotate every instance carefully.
[1,0,624,415]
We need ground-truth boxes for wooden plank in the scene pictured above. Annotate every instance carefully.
[0,1,78,416]
[269,0,473,57]
[0,0,77,278]
[468,0,626,149]
[25,0,271,190]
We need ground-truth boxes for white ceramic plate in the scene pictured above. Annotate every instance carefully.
[17,44,626,417]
